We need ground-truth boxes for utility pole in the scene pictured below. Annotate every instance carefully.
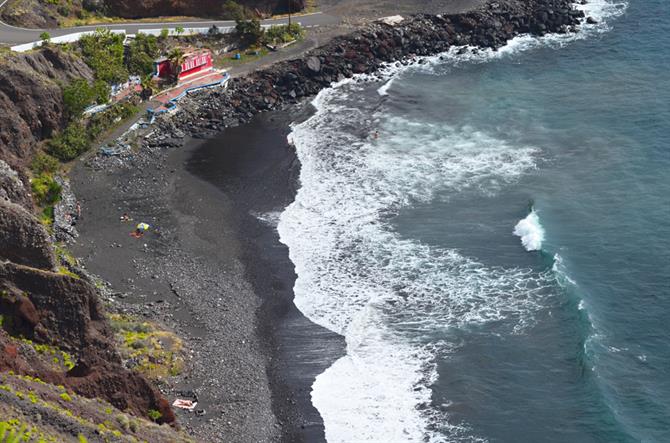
[288,0,292,28]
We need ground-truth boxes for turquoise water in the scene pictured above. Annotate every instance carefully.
[279,1,670,441]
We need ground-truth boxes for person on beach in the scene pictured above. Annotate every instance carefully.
[120,213,130,222]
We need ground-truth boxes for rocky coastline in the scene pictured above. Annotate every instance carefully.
[0,0,593,440]
[145,0,587,141]
[71,0,591,441]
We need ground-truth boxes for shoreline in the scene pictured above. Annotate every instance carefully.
[70,106,346,442]
[184,108,346,441]
[68,1,590,440]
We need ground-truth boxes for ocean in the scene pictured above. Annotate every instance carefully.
[276,0,670,441]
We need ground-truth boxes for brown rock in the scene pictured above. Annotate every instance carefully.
[0,48,93,169]
[0,199,56,270]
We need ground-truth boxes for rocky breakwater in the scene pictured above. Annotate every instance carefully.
[151,0,586,138]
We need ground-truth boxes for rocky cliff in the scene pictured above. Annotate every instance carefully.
[103,0,305,18]
[0,46,185,439]
[0,48,92,170]
[0,0,305,26]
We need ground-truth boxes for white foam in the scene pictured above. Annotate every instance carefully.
[279,80,553,442]
[514,210,545,251]
[377,77,395,96]
[252,210,282,227]
[277,1,628,441]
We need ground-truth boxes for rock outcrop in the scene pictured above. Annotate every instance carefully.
[150,0,585,140]
[0,48,93,169]
[0,199,56,270]
[1,0,305,26]
[102,0,304,18]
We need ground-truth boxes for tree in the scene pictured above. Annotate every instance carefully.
[140,75,154,100]
[222,0,246,20]
[126,33,160,76]
[62,79,96,119]
[79,29,128,84]
[235,18,263,46]
[167,48,185,81]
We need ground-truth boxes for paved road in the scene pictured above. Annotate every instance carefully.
[0,2,339,45]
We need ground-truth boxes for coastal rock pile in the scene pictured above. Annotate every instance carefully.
[165,0,585,136]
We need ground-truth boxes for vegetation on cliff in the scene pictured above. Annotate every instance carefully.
[0,33,186,443]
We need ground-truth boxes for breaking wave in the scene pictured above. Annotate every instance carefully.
[514,209,545,251]
[276,1,628,441]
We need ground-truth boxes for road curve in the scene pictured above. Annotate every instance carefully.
[0,4,339,45]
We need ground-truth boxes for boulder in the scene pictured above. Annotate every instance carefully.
[0,199,56,270]
[306,56,322,73]
[0,160,31,209]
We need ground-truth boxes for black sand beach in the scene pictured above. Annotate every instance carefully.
[70,107,344,442]
[66,2,586,440]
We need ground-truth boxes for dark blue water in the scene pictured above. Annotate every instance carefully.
[391,1,670,441]
[280,1,670,441]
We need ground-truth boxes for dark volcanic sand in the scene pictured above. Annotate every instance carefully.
[70,106,344,442]
[186,108,346,442]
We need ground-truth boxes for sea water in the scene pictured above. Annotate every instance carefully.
[277,0,670,441]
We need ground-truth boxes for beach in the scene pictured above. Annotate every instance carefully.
[70,106,345,442]
[65,1,593,440]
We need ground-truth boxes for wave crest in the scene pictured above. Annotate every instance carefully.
[514,209,545,251]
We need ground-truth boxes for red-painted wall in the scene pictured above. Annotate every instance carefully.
[179,53,213,80]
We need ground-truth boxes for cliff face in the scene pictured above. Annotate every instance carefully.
[0,161,176,426]
[0,48,93,170]
[103,0,305,18]
[0,0,305,26]
[0,47,182,437]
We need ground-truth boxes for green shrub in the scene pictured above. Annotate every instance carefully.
[48,121,89,161]
[265,23,304,44]
[87,102,138,139]
[31,152,59,175]
[236,18,264,45]
[39,32,50,42]
[147,409,162,422]
[59,392,72,402]
[31,173,61,207]
[126,33,159,76]
[63,79,96,119]
[92,79,110,104]
[79,29,128,84]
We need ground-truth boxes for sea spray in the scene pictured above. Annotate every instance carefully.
[514,210,545,251]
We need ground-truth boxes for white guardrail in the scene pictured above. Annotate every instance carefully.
[10,29,125,52]
[10,22,301,52]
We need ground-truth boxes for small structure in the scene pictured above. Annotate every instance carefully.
[154,49,214,84]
